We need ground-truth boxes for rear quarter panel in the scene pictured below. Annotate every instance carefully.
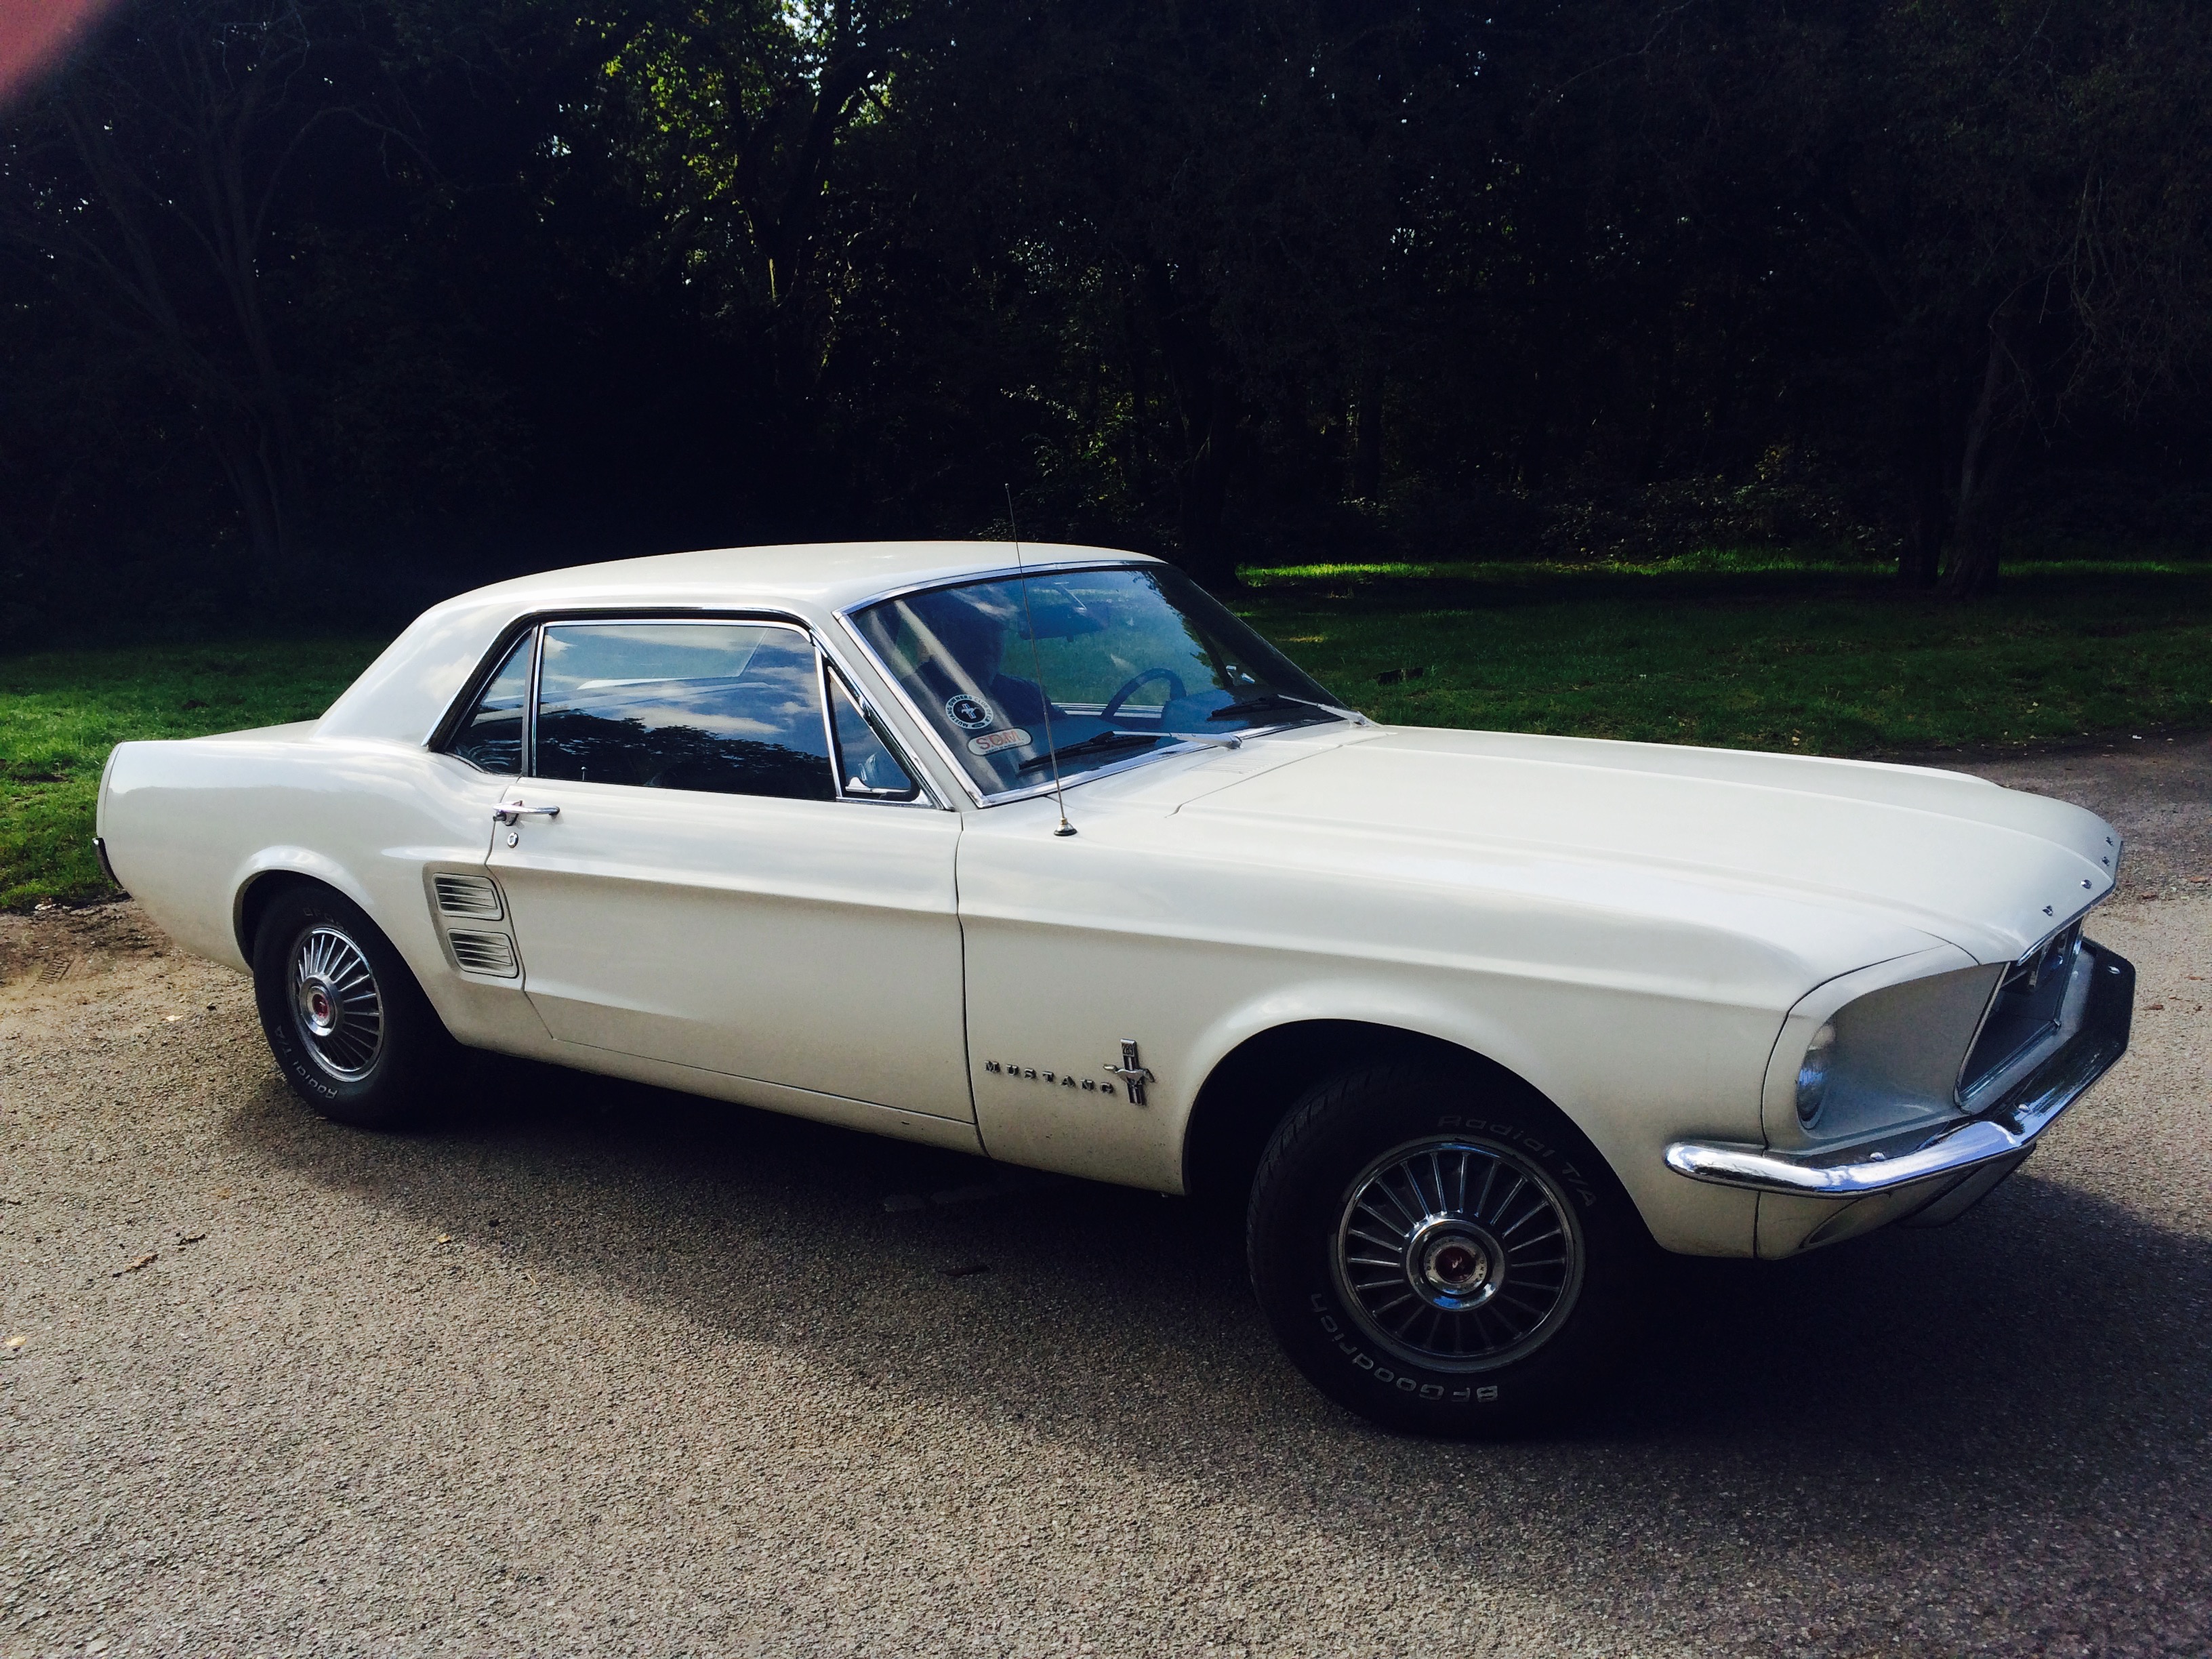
[99,731,524,1042]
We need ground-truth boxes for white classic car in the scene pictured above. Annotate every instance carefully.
[97,542,2134,1433]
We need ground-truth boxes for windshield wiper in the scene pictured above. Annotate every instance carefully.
[1015,731,1165,774]
[1208,691,1334,722]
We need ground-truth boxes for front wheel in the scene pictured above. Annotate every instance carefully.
[1247,1062,1651,1436]
[251,884,459,1130]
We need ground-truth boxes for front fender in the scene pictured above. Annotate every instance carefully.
[1168,972,1774,1258]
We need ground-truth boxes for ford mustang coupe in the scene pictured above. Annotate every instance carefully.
[96,542,2133,1433]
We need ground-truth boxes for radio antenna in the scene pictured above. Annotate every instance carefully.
[1007,484,1076,838]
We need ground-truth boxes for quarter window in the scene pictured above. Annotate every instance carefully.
[532,621,835,801]
[448,634,531,773]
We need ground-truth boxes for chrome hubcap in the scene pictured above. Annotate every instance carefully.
[1409,1217,1498,1309]
[1334,1137,1584,1372]
[289,925,384,1081]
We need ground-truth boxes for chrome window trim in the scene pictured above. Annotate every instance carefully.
[811,620,947,810]
[522,622,543,777]
[817,656,936,808]
[440,609,943,811]
[832,566,1356,810]
[434,625,540,777]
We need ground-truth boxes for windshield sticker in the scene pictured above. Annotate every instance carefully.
[967,728,1031,756]
[945,693,993,730]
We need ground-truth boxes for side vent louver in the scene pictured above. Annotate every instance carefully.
[433,874,504,920]
[447,930,519,978]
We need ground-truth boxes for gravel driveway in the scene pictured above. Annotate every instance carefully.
[3,741,2208,1657]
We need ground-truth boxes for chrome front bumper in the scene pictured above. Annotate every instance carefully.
[1665,939,2134,1227]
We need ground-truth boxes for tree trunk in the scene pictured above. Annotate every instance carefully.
[749,0,907,441]
[206,419,286,572]
[1899,451,1946,588]
[39,12,317,582]
[1145,262,1246,592]
[1351,359,1384,499]
[1122,291,1151,485]
[1176,392,1245,592]
[1938,314,2018,598]
[1896,372,1946,587]
[1900,494,1944,587]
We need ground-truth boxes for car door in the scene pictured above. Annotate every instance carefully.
[483,615,971,1122]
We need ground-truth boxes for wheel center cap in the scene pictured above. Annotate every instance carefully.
[1406,1217,1500,1309]
[299,980,338,1036]
[1427,1239,1488,1290]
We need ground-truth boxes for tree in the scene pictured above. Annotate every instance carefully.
[1803,0,2212,593]
[866,0,1444,587]
[0,0,398,577]
[581,0,940,437]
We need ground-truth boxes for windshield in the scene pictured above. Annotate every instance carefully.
[850,564,1345,797]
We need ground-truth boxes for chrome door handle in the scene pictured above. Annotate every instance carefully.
[493,801,560,825]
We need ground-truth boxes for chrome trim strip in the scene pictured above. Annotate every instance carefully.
[529,617,821,777]
[433,604,825,762]
[819,657,937,808]
[522,622,543,779]
[813,630,945,811]
[91,835,120,888]
[813,645,841,791]
[462,610,943,811]
[1667,939,2133,1199]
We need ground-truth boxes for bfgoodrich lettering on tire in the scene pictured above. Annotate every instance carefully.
[1246,1061,1652,1435]
[251,884,461,1131]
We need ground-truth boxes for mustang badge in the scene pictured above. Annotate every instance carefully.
[982,1040,1158,1105]
[1105,1040,1155,1106]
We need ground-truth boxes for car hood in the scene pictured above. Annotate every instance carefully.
[1147,726,2118,968]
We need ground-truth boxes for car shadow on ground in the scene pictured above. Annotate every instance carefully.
[226,1055,2212,1648]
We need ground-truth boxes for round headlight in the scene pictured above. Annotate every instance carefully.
[1795,1021,1837,1127]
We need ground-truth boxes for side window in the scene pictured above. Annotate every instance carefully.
[827,670,921,800]
[534,621,835,801]
[448,634,532,773]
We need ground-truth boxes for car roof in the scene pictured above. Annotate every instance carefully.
[455,539,1155,615]
[318,540,1159,745]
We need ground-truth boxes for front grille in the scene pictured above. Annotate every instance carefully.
[432,873,504,920]
[1959,922,2081,1099]
[447,930,518,977]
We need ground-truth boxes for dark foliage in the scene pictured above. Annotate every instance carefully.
[3,0,2209,637]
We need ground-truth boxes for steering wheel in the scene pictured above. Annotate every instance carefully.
[1101,668,1188,721]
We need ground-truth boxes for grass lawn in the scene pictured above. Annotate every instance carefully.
[1237,554,2212,756]
[0,638,388,909]
[3,552,2208,909]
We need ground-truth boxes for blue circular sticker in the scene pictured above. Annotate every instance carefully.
[945,693,992,730]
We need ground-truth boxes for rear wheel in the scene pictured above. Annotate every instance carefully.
[1247,1061,1650,1435]
[251,884,459,1130]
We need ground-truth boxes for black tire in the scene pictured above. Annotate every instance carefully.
[251,883,460,1130]
[1247,1061,1652,1437]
